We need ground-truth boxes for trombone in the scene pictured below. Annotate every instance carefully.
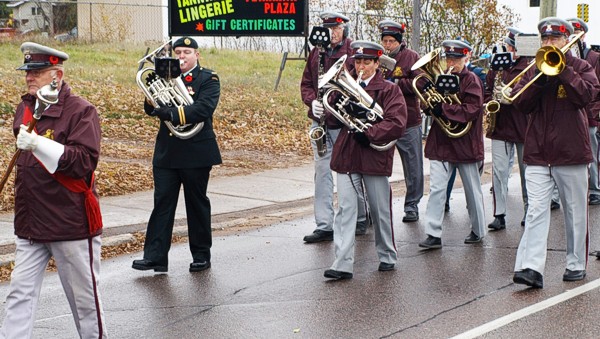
[501,31,585,102]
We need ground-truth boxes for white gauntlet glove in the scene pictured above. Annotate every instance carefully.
[16,124,64,173]
[497,86,512,105]
[16,124,38,151]
[312,100,324,118]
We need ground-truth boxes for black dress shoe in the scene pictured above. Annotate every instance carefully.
[355,220,367,235]
[591,250,600,259]
[378,262,395,271]
[513,268,543,288]
[132,259,168,272]
[303,230,333,243]
[551,201,560,210]
[402,211,419,223]
[590,194,600,205]
[324,269,353,280]
[563,269,586,281]
[464,231,482,244]
[419,235,442,249]
[488,216,506,231]
[190,260,211,272]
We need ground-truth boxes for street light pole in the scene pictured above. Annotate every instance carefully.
[411,0,421,54]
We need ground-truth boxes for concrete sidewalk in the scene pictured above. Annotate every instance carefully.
[0,138,493,249]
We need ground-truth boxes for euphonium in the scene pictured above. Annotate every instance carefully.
[318,55,395,152]
[136,40,203,139]
[411,48,471,138]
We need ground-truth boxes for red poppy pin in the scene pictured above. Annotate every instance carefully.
[559,25,566,33]
[463,48,469,55]
[49,56,59,65]
[336,17,343,23]
[185,75,193,82]
[377,50,383,57]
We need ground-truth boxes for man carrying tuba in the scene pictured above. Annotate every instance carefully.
[324,41,407,280]
[300,11,369,242]
[418,39,486,249]
[486,27,531,231]
[512,18,600,288]
[132,37,222,273]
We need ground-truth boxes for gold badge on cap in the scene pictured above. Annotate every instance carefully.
[545,24,552,32]
[184,38,191,46]
[357,47,364,54]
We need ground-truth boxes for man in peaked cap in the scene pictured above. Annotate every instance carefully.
[566,17,600,208]
[377,19,424,224]
[0,42,107,337]
[325,40,407,279]
[511,17,600,289]
[485,26,531,232]
[301,11,370,242]
[418,39,486,250]
[133,35,222,274]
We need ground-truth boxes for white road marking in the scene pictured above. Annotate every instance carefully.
[451,278,600,339]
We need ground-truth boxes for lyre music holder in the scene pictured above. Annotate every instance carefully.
[154,57,182,80]
[309,26,331,49]
[490,52,513,71]
[435,74,460,95]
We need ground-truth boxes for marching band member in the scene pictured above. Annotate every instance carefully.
[378,19,424,223]
[566,17,600,206]
[512,18,600,288]
[300,11,369,242]
[418,40,486,249]
[486,28,530,230]
[324,41,407,280]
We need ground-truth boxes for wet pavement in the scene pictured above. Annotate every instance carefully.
[2,168,600,338]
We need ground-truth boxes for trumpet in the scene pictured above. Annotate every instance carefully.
[501,31,585,102]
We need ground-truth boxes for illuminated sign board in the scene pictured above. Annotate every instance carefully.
[169,0,308,37]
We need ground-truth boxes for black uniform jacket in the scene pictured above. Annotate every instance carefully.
[144,65,222,169]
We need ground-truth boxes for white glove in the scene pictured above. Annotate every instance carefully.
[16,124,38,151]
[312,100,324,118]
[16,124,64,173]
[495,86,512,105]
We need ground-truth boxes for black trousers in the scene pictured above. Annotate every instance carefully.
[143,166,212,267]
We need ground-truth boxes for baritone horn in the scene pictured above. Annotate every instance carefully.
[411,48,471,138]
[318,55,395,152]
[136,40,204,139]
[501,31,585,102]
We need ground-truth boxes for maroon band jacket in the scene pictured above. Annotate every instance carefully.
[424,66,484,163]
[513,52,600,166]
[330,70,407,177]
[13,82,102,241]
[484,56,531,143]
[381,44,422,128]
[583,48,600,128]
[300,38,354,128]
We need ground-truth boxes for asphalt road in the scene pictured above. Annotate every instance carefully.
[2,174,600,338]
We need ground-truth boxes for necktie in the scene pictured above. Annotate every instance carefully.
[360,81,366,88]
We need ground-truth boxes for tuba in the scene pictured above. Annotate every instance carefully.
[411,48,471,138]
[319,55,395,152]
[136,40,203,139]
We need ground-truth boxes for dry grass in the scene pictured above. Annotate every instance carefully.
[0,39,312,212]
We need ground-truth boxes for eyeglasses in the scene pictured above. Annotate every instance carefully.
[25,68,56,77]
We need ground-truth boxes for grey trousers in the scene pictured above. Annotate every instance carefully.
[0,237,107,339]
[310,121,366,232]
[515,165,589,275]
[589,126,600,195]
[395,125,424,213]
[425,160,486,238]
[491,139,528,217]
[330,173,397,273]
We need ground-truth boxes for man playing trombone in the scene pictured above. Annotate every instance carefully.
[486,28,530,230]
[511,18,600,288]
